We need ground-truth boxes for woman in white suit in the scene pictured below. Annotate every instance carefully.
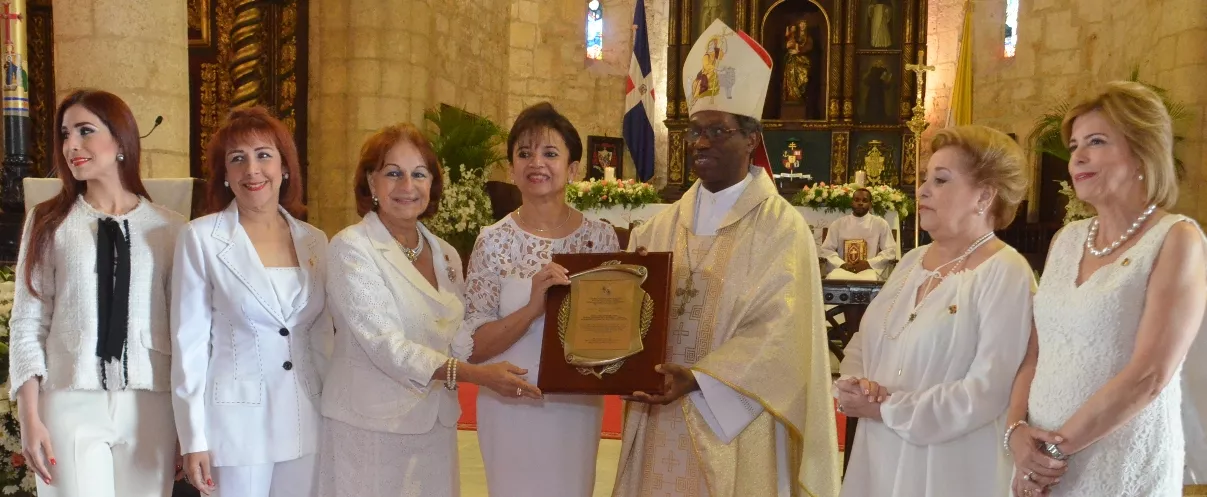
[172,107,333,497]
[318,123,539,497]
[10,90,186,497]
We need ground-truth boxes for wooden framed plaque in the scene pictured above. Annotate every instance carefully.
[537,252,673,395]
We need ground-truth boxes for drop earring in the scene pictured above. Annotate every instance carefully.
[283,172,290,180]
[116,153,124,162]
[223,181,229,188]
[1138,173,1145,181]
[372,195,379,207]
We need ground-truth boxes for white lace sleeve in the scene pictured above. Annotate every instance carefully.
[455,230,503,358]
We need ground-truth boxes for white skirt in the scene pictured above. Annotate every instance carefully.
[317,418,459,497]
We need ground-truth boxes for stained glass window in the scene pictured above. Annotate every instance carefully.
[1004,0,1019,57]
[587,0,603,60]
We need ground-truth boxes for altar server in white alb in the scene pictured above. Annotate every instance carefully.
[172,108,333,497]
[612,19,841,497]
[9,90,186,497]
[819,187,898,280]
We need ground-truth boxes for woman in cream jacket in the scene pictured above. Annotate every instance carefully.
[318,123,538,497]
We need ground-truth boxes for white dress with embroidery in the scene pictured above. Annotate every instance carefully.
[461,215,620,497]
[1029,215,1204,497]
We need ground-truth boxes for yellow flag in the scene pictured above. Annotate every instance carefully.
[949,2,973,126]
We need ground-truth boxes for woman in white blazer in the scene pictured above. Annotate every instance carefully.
[10,90,186,497]
[318,123,539,497]
[172,107,333,497]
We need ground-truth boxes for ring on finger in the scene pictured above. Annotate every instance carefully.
[1024,472,1034,482]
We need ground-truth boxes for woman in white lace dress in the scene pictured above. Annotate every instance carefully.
[836,125,1033,497]
[1006,81,1207,497]
[318,124,538,497]
[461,103,620,497]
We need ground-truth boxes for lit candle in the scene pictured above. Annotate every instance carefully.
[855,170,867,187]
[604,166,616,182]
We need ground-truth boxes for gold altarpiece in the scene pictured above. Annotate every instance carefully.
[664,0,928,202]
[187,0,308,190]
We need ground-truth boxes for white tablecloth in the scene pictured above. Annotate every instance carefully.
[24,177,196,219]
[584,204,901,246]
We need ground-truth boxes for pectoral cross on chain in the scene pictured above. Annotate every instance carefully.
[674,275,699,317]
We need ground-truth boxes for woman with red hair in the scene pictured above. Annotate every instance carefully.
[171,107,332,496]
[8,89,186,497]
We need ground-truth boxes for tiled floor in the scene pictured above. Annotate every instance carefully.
[457,430,622,497]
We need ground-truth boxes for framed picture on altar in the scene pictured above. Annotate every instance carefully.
[855,54,902,125]
[857,0,903,50]
[585,136,624,181]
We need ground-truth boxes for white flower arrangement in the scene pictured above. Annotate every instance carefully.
[792,183,914,219]
[1057,180,1095,225]
[565,179,661,211]
[426,165,494,257]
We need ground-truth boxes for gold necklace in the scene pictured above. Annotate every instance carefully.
[515,206,572,233]
[389,226,424,262]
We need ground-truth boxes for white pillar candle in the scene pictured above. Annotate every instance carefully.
[855,170,867,187]
[604,166,616,182]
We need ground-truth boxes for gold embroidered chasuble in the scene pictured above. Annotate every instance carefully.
[612,172,841,497]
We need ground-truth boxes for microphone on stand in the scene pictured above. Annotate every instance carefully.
[140,115,163,139]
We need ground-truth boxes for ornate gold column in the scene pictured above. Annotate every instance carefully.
[229,0,263,109]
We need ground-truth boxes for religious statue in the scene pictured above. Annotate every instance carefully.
[867,0,893,48]
[782,20,813,102]
[860,58,892,121]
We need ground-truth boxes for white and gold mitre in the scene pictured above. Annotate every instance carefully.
[682,19,773,119]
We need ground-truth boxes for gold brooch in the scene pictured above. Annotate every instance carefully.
[1121,258,1131,266]
[308,256,316,267]
[948,305,958,314]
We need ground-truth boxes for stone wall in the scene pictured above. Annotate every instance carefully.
[505,0,670,186]
[307,0,511,235]
[53,0,190,178]
[925,0,1207,221]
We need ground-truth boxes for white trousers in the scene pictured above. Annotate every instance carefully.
[36,389,176,497]
[214,453,318,497]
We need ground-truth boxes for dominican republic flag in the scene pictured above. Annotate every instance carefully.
[623,0,656,182]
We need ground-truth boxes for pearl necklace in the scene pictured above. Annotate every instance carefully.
[1085,204,1157,257]
[395,228,425,262]
[880,231,996,340]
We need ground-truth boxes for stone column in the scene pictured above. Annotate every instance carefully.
[52,0,189,178]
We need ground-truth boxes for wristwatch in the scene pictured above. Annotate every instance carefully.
[1040,441,1069,461]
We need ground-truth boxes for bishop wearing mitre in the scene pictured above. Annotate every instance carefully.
[613,19,842,497]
